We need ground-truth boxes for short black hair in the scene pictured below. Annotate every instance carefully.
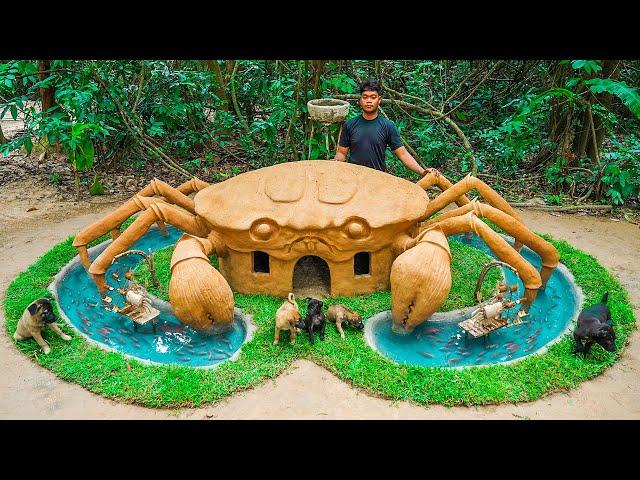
[359,78,382,96]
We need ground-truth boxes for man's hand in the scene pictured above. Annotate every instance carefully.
[334,146,349,162]
[421,167,440,177]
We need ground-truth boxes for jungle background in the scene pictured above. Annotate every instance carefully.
[1,59,639,214]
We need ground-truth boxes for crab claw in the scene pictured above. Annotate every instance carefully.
[169,234,234,334]
[390,229,452,334]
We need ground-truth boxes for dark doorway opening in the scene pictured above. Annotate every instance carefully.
[354,252,370,275]
[253,251,270,273]
[292,256,331,298]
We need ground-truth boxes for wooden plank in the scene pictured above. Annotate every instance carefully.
[121,305,160,325]
[459,316,508,338]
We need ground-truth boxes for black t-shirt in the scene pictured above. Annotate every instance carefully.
[338,114,403,172]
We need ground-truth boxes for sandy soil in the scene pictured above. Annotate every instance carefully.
[1,179,638,419]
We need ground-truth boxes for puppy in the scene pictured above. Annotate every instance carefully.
[302,298,326,344]
[327,304,363,339]
[273,293,304,345]
[14,298,72,354]
[574,291,616,357]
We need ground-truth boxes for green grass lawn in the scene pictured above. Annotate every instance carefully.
[3,228,636,408]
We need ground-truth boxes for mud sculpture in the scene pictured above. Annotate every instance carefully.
[74,161,559,334]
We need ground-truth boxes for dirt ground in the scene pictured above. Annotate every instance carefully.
[0,179,638,419]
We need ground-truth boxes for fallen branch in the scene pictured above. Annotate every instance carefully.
[509,203,612,212]
[477,173,544,183]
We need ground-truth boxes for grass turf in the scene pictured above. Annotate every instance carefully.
[3,228,636,408]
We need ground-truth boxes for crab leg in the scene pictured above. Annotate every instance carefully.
[88,199,210,294]
[73,177,209,268]
[417,173,524,250]
[169,234,234,333]
[435,213,542,302]
[390,212,541,333]
[423,200,559,288]
[417,171,471,208]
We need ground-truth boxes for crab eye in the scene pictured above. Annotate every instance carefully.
[255,223,272,238]
[345,218,370,239]
[250,219,279,241]
[348,223,364,237]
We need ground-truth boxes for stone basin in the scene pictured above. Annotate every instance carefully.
[307,98,350,123]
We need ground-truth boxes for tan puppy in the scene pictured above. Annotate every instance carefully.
[273,293,303,345]
[14,298,71,354]
[327,304,364,339]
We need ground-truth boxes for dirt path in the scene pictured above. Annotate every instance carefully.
[1,180,638,419]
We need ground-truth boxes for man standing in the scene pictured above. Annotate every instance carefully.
[333,78,438,178]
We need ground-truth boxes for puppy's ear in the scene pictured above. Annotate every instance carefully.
[27,303,39,315]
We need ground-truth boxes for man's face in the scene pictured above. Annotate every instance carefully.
[359,89,381,114]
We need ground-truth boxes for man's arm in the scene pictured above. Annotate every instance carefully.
[334,145,349,162]
[393,146,439,177]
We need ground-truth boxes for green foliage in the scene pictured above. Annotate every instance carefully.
[411,123,458,169]
[67,123,95,171]
[543,193,563,205]
[600,134,640,205]
[545,156,569,187]
[89,174,104,195]
[49,172,62,186]
[499,88,579,166]
[571,60,602,75]
[321,73,358,94]
[585,78,640,119]
[2,59,639,205]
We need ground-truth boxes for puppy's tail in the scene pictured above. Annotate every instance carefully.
[602,291,609,304]
[288,292,296,305]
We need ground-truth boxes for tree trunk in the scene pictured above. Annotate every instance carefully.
[587,60,620,160]
[572,60,619,167]
[572,64,597,162]
[311,60,325,99]
[205,60,230,111]
[303,60,310,137]
[285,60,302,162]
[548,61,576,166]
[38,60,55,115]
[0,123,7,145]
[574,101,590,161]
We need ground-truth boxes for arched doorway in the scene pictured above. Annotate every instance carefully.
[292,256,331,299]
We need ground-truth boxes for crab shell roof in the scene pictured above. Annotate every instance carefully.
[194,160,430,231]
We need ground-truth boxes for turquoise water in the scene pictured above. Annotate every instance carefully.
[55,227,579,369]
[53,226,246,367]
[370,234,580,367]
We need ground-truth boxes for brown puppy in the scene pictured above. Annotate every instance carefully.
[273,293,304,345]
[13,298,72,354]
[327,304,364,339]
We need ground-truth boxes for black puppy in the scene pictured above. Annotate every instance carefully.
[302,298,326,344]
[574,291,616,357]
